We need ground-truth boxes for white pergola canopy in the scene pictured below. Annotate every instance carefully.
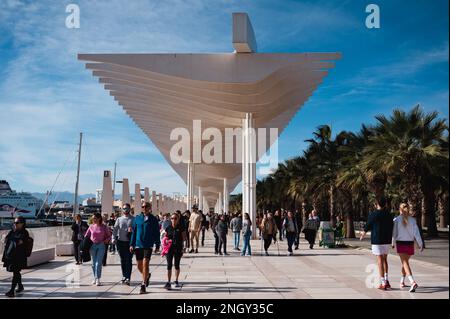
[78,13,340,211]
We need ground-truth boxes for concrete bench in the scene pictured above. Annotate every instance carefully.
[55,242,75,256]
[27,247,55,267]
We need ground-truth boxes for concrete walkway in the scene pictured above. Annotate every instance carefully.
[0,232,448,299]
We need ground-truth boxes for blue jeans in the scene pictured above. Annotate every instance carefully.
[233,232,241,249]
[117,240,133,279]
[90,243,105,279]
[241,232,252,256]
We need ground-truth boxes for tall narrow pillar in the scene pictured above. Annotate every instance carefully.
[186,161,195,210]
[134,183,142,215]
[151,191,157,216]
[218,192,223,214]
[101,170,113,217]
[122,178,130,205]
[144,187,150,203]
[242,113,257,237]
[158,193,163,214]
[223,178,229,214]
[198,187,203,211]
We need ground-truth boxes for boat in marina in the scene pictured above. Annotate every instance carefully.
[0,180,43,219]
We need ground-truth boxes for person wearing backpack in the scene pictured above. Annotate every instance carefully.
[71,214,88,265]
[2,216,31,297]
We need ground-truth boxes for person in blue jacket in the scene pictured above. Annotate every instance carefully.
[130,202,161,294]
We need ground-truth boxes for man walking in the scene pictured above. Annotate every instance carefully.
[188,206,202,253]
[360,196,394,290]
[210,213,220,254]
[216,214,229,255]
[283,211,298,256]
[200,210,208,247]
[112,203,134,285]
[130,202,160,294]
[293,209,303,250]
[230,213,243,251]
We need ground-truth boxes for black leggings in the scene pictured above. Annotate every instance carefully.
[166,250,182,270]
[263,236,273,251]
[11,269,22,291]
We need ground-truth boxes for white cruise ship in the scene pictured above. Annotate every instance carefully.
[0,180,43,219]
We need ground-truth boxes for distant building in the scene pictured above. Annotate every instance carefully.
[82,197,97,206]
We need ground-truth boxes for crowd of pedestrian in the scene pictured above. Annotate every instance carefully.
[2,196,425,297]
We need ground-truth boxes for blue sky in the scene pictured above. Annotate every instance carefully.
[0,0,448,196]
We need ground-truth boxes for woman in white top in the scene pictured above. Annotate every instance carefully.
[392,203,424,292]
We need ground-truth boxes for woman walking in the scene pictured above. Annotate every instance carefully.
[303,213,318,249]
[241,213,252,256]
[2,216,31,297]
[261,213,277,256]
[392,203,424,292]
[85,213,111,286]
[162,213,186,290]
[71,214,88,265]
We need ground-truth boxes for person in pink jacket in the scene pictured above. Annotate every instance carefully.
[85,213,111,286]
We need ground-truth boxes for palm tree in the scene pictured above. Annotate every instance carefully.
[362,105,448,233]
[304,125,347,224]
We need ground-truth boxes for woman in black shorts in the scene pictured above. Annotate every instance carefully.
[164,213,186,290]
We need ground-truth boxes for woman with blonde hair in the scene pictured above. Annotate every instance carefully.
[392,203,424,292]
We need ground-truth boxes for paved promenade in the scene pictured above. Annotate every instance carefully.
[0,232,448,299]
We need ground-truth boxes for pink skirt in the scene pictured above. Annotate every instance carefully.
[396,242,414,255]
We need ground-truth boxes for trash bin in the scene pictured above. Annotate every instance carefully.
[319,222,335,248]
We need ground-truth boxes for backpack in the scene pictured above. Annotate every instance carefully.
[25,237,34,257]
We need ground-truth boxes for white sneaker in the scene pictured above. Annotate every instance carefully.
[92,279,97,285]
[409,282,418,292]
[96,280,102,286]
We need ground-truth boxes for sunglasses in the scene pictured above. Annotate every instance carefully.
[14,221,22,225]
[171,217,178,220]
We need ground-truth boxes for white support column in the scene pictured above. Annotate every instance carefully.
[122,178,130,205]
[242,113,257,238]
[204,198,209,213]
[101,170,113,217]
[186,161,195,210]
[151,191,157,215]
[134,183,142,215]
[223,178,229,214]
[198,187,203,211]
[144,187,150,203]
[218,192,223,214]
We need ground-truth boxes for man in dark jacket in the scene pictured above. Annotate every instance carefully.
[71,214,88,265]
[360,196,394,290]
[130,202,160,294]
[216,214,229,255]
[210,213,220,254]
[293,210,303,250]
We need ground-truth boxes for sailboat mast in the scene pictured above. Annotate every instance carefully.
[73,132,82,217]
